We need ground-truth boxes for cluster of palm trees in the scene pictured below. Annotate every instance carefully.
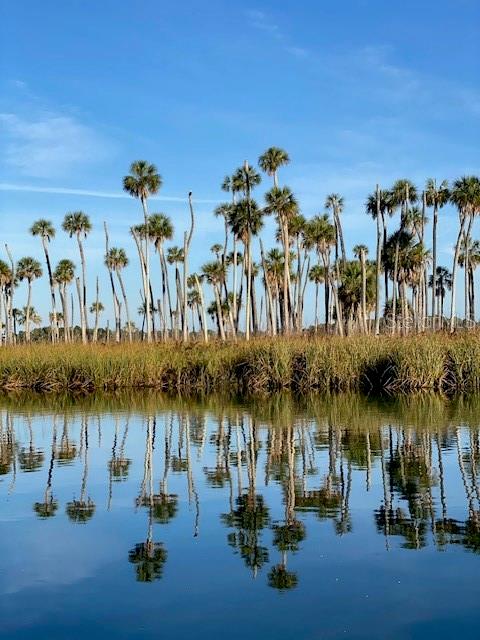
[1,149,479,344]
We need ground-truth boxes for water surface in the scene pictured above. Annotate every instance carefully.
[1,393,479,639]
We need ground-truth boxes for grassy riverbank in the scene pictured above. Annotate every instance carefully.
[1,334,480,394]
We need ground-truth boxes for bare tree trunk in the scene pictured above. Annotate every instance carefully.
[374,185,382,335]
[140,196,152,342]
[93,276,100,343]
[76,234,88,344]
[450,215,467,333]
[105,222,122,343]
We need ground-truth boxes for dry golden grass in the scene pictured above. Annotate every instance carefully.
[1,334,479,394]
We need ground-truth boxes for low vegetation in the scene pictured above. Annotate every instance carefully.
[1,334,480,394]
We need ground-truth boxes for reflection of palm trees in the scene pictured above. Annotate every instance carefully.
[56,416,77,465]
[130,416,168,582]
[66,416,95,523]
[269,425,303,590]
[222,415,270,577]
[34,420,58,518]
[18,416,44,472]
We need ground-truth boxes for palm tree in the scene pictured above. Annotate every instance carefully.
[425,179,450,329]
[449,176,480,332]
[167,246,184,339]
[353,244,369,333]
[258,146,290,187]
[202,260,227,340]
[123,160,162,342]
[308,264,325,333]
[148,213,174,339]
[227,192,263,339]
[325,194,346,265]
[0,260,14,344]
[53,259,75,342]
[62,211,92,343]
[30,219,58,341]
[16,256,42,342]
[305,214,336,333]
[89,300,104,343]
[106,247,132,342]
[459,238,480,325]
[104,222,122,343]
[428,266,452,328]
[264,186,299,334]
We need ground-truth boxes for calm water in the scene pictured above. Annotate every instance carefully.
[1,393,479,640]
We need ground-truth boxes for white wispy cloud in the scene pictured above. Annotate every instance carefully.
[0,182,220,204]
[0,111,113,178]
[245,8,309,58]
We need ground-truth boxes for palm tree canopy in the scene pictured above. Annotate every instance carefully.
[16,256,42,282]
[167,246,184,264]
[353,244,369,258]
[258,147,290,177]
[89,301,105,314]
[450,176,480,216]
[308,264,326,284]
[62,211,92,238]
[53,259,75,285]
[325,193,344,213]
[304,214,335,256]
[105,247,129,271]
[227,198,264,241]
[148,213,173,247]
[390,179,418,207]
[30,219,55,241]
[201,260,226,284]
[231,165,261,195]
[264,186,299,223]
[123,160,162,200]
[425,179,450,208]
[0,260,13,286]
[365,189,394,220]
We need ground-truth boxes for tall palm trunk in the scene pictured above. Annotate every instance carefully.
[360,250,367,334]
[374,185,382,335]
[449,214,467,333]
[183,193,196,342]
[42,237,58,342]
[245,236,252,341]
[194,274,208,343]
[61,285,69,343]
[282,221,290,335]
[24,278,32,342]
[93,276,100,343]
[105,223,122,343]
[76,233,88,344]
[116,269,132,342]
[140,196,152,342]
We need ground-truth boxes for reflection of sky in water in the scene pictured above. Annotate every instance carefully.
[0,396,479,639]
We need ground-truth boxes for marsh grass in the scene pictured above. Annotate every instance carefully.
[0,334,479,394]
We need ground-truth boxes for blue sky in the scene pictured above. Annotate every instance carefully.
[1,0,479,325]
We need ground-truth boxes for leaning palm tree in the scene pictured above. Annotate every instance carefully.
[16,256,42,342]
[258,147,290,187]
[53,259,75,342]
[30,219,58,341]
[425,179,450,329]
[123,161,162,343]
[62,211,92,343]
[106,247,132,342]
[449,176,480,332]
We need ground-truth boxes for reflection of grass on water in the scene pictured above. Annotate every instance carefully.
[1,335,480,393]
[3,389,480,434]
